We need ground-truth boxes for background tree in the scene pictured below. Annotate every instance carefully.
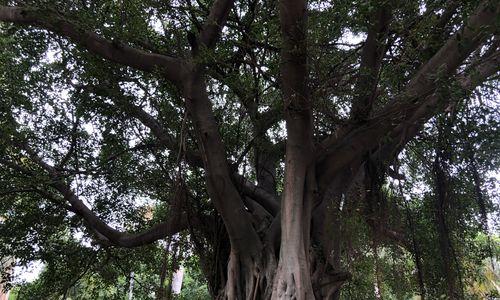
[0,0,498,299]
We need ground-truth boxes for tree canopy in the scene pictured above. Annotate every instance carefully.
[0,0,499,299]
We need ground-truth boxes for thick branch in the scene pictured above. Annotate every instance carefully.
[11,143,189,248]
[375,50,500,163]
[115,86,279,214]
[233,173,279,215]
[89,82,278,215]
[52,180,188,248]
[351,4,392,120]
[0,6,186,85]
[403,0,497,99]
[198,0,235,48]
[182,0,263,255]
[317,0,499,190]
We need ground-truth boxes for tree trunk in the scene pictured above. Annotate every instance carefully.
[219,249,276,300]
[433,157,461,300]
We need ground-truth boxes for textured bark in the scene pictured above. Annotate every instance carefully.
[220,250,276,300]
[271,0,315,299]
[182,70,262,257]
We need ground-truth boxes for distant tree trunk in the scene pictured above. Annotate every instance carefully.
[405,203,426,299]
[465,139,496,266]
[433,155,463,300]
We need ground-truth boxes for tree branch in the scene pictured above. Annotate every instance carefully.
[82,81,278,216]
[402,0,497,99]
[198,0,234,48]
[19,144,189,248]
[350,4,392,120]
[0,6,186,85]
[233,173,279,215]
[375,50,500,164]
[317,0,499,190]
[181,0,264,255]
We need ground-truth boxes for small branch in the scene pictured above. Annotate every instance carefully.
[56,117,79,169]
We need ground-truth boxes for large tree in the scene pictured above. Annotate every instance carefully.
[0,0,498,299]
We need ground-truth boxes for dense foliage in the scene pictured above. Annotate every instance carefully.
[0,0,498,299]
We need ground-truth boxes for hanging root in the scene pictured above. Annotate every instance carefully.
[221,250,276,300]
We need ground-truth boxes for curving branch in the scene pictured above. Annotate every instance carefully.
[0,4,274,235]
[81,81,279,216]
[374,50,500,164]
[0,6,186,85]
[401,0,497,99]
[18,143,189,248]
[52,181,189,248]
[180,0,265,256]
[233,173,279,215]
[127,99,279,214]
[317,0,499,190]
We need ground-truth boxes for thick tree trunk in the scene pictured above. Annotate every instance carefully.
[270,0,316,298]
[216,243,352,299]
[220,249,276,300]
